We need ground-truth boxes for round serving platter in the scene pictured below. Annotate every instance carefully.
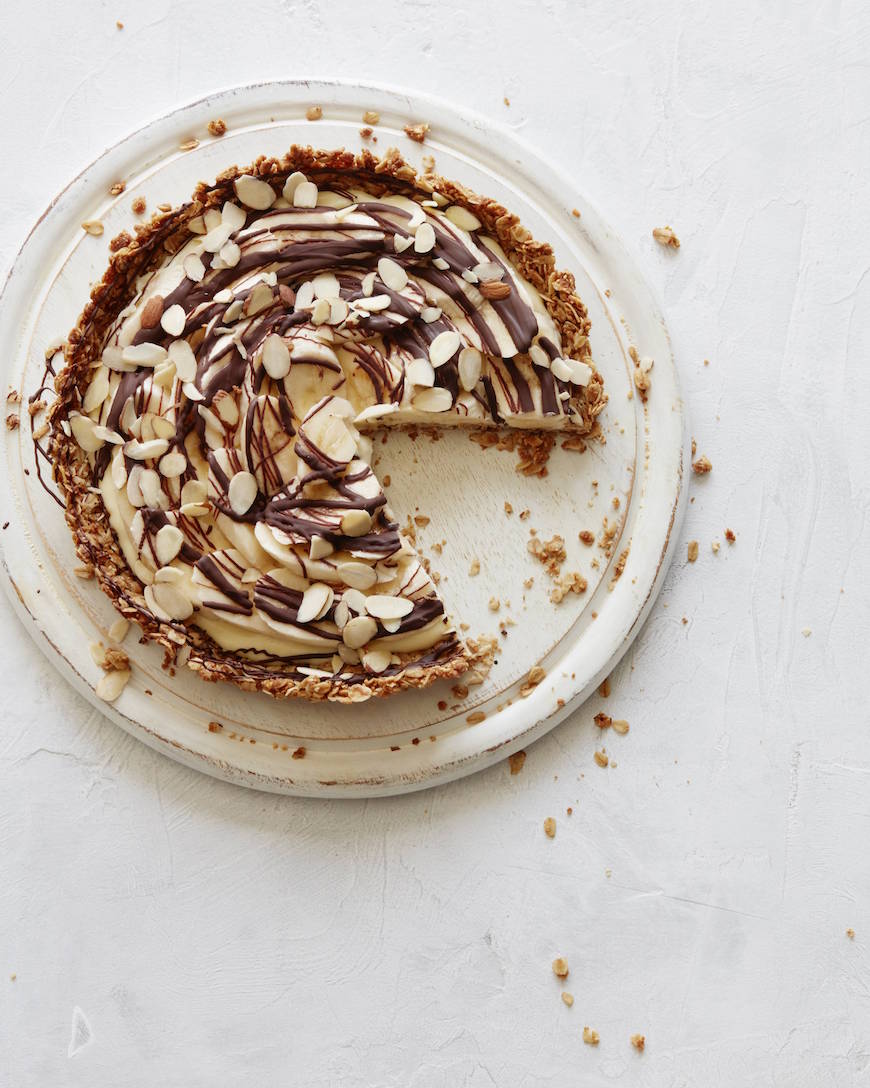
[0,80,687,797]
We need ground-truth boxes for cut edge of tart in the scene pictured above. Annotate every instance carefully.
[48,145,606,703]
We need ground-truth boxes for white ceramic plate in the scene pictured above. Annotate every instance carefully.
[0,80,687,797]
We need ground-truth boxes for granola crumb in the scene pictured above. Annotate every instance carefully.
[109,180,126,196]
[561,992,574,1007]
[583,1026,600,1046]
[712,540,721,554]
[523,576,534,589]
[116,20,123,29]
[504,501,513,515]
[801,627,812,637]
[572,208,581,218]
[704,358,710,366]
[466,711,486,725]
[131,196,146,215]
[363,110,380,125]
[579,530,595,546]
[687,540,699,563]
[414,514,430,527]
[207,721,223,733]
[527,533,566,578]
[594,749,609,768]
[630,1033,646,1052]
[519,508,530,521]
[599,677,611,698]
[544,816,556,838]
[612,719,630,735]
[519,666,546,698]
[725,528,736,544]
[488,597,500,612]
[109,230,132,252]
[552,957,569,978]
[566,806,573,815]
[469,558,481,576]
[73,564,94,580]
[691,438,697,457]
[503,96,511,107]
[692,455,712,475]
[847,928,855,939]
[292,746,306,759]
[652,225,680,249]
[360,126,374,139]
[404,121,430,143]
[452,683,469,699]
[5,413,19,430]
[207,118,227,137]
[508,750,526,775]
[550,572,587,604]
[306,105,323,121]
[594,712,612,730]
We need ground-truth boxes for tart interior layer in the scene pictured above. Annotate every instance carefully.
[52,150,603,700]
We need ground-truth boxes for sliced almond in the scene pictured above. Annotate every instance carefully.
[221,201,246,230]
[550,357,573,382]
[412,387,453,413]
[121,342,168,367]
[309,535,333,560]
[245,283,274,317]
[145,582,194,622]
[362,648,391,674]
[414,222,436,253]
[311,297,331,325]
[293,181,318,208]
[354,294,391,312]
[228,471,257,515]
[139,469,167,509]
[340,509,372,537]
[82,219,104,236]
[420,306,442,323]
[125,438,170,461]
[458,347,482,391]
[219,240,241,268]
[339,561,378,591]
[110,448,128,489]
[472,261,505,282]
[428,330,461,367]
[160,304,186,337]
[158,450,187,478]
[377,257,408,292]
[108,617,130,643]
[313,272,340,299]
[202,221,233,253]
[183,253,206,282]
[82,367,110,414]
[96,668,131,702]
[342,614,378,649]
[233,174,276,210]
[365,595,414,621]
[406,357,435,388]
[69,413,104,452]
[155,524,184,565]
[282,171,308,203]
[297,582,334,625]
[444,205,482,232]
[394,234,414,253]
[181,479,207,505]
[168,339,197,382]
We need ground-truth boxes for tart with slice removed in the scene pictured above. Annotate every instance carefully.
[49,147,605,702]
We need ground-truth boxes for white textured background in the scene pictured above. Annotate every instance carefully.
[2,1,869,1084]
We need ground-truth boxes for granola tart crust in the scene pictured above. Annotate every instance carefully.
[49,146,605,702]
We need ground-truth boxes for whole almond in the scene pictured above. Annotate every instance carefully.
[479,281,511,301]
[140,295,164,328]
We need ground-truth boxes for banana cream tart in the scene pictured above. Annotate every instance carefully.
[50,147,605,702]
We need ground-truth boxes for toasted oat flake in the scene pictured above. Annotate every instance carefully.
[469,558,480,576]
[692,455,712,475]
[612,719,630,735]
[561,992,574,1007]
[652,225,680,249]
[179,138,199,152]
[362,110,380,125]
[551,957,569,978]
[687,540,699,563]
[543,816,556,838]
[583,1027,600,1046]
[306,105,323,121]
[404,122,430,142]
[631,1033,645,1052]
[847,928,856,939]
[109,181,126,196]
[207,118,227,137]
[594,749,609,768]
[81,220,104,236]
[488,597,500,612]
[466,711,486,725]
[508,750,526,775]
